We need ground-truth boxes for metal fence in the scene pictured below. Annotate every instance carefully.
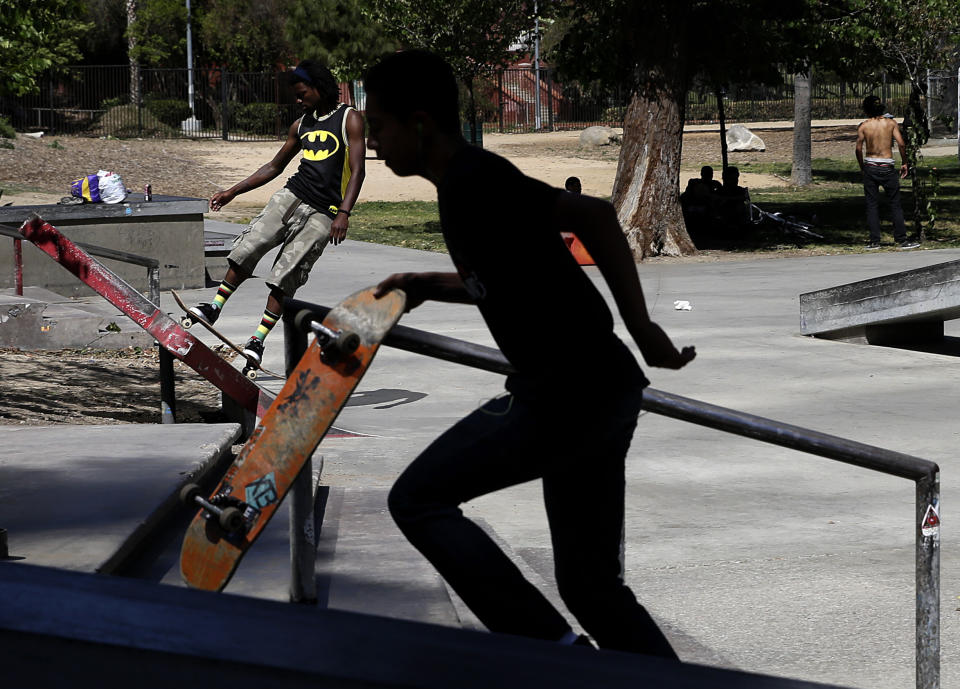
[1,64,928,139]
[490,68,917,132]
[5,65,312,141]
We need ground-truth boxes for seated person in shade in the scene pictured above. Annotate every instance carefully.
[680,165,721,237]
[714,165,751,230]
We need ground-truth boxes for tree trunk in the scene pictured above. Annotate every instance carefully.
[715,85,728,173]
[613,77,695,259]
[126,0,140,105]
[791,69,812,186]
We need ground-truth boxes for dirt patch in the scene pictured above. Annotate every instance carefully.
[0,346,234,426]
[0,125,861,217]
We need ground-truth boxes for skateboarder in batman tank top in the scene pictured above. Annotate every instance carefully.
[190,60,366,366]
[366,51,695,657]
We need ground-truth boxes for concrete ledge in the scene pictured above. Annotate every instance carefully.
[799,258,960,339]
[0,290,153,350]
[0,195,207,296]
[0,563,850,688]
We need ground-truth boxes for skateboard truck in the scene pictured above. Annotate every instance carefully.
[180,483,247,533]
[293,309,361,356]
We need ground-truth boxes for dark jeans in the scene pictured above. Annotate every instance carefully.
[388,389,678,659]
[863,163,907,243]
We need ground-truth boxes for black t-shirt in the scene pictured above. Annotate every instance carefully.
[437,146,648,401]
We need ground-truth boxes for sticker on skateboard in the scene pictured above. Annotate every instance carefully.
[178,285,406,591]
[171,289,282,380]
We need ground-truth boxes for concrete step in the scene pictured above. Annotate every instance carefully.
[0,423,241,573]
[0,286,153,349]
[0,562,854,688]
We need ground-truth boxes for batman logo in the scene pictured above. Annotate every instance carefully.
[301,129,340,161]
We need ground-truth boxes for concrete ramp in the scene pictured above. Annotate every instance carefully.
[0,562,852,689]
[799,258,960,342]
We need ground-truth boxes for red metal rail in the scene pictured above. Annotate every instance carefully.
[18,215,274,417]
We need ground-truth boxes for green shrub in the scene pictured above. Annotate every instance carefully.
[146,99,192,128]
[234,102,279,134]
[0,116,15,139]
[88,104,176,138]
[100,96,126,109]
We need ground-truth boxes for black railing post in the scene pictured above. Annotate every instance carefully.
[158,345,176,423]
[283,301,316,604]
[498,70,504,133]
[916,470,940,689]
[221,70,229,141]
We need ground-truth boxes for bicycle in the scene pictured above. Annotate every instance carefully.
[749,203,823,242]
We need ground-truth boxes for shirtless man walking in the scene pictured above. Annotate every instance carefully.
[855,95,919,250]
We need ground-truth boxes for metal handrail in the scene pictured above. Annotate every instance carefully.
[285,296,941,689]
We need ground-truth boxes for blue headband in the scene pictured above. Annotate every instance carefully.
[292,66,313,86]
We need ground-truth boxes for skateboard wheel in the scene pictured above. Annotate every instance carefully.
[180,316,193,329]
[338,331,360,354]
[179,483,202,506]
[244,367,258,380]
[294,309,317,333]
[219,506,244,532]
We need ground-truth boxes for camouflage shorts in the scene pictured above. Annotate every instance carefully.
[228,187,332,295]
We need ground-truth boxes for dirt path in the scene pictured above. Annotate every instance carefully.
[1,126,860,218]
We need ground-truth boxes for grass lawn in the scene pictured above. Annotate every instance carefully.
[345,156,960,256]
[723,155,960,253]
[349,201,445,252]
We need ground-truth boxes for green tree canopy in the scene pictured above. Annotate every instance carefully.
[286,0,396,81]
[0,0,91,96]
[201,0,292,71]
[371,0,531,132]
[126,0,190,67]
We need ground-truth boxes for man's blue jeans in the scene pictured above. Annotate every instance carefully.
[388,388,678,659]
[863,163,907,243]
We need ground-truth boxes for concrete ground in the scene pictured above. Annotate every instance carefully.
[4,227,960,688]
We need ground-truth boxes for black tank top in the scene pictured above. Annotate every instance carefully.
[285,103,354,218]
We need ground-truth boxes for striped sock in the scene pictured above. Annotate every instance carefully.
[253,308,281,342]
[212,280,237,310]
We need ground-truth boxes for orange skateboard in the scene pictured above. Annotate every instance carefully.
[171,289,283,380]
[179,285,406,591]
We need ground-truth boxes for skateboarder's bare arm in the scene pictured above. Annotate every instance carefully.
[210,120,303,211]
[375,272,473,311]
[555,192,696,370]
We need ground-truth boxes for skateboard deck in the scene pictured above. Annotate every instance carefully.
[170,289,283,380]
[179,285,406,591]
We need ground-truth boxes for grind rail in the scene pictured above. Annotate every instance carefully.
[285,296,941,689]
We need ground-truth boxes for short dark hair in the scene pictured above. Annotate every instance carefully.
[564,176,582,193]
[290,60,340,109]
[364,50,461,134]
[863,95,885,117]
